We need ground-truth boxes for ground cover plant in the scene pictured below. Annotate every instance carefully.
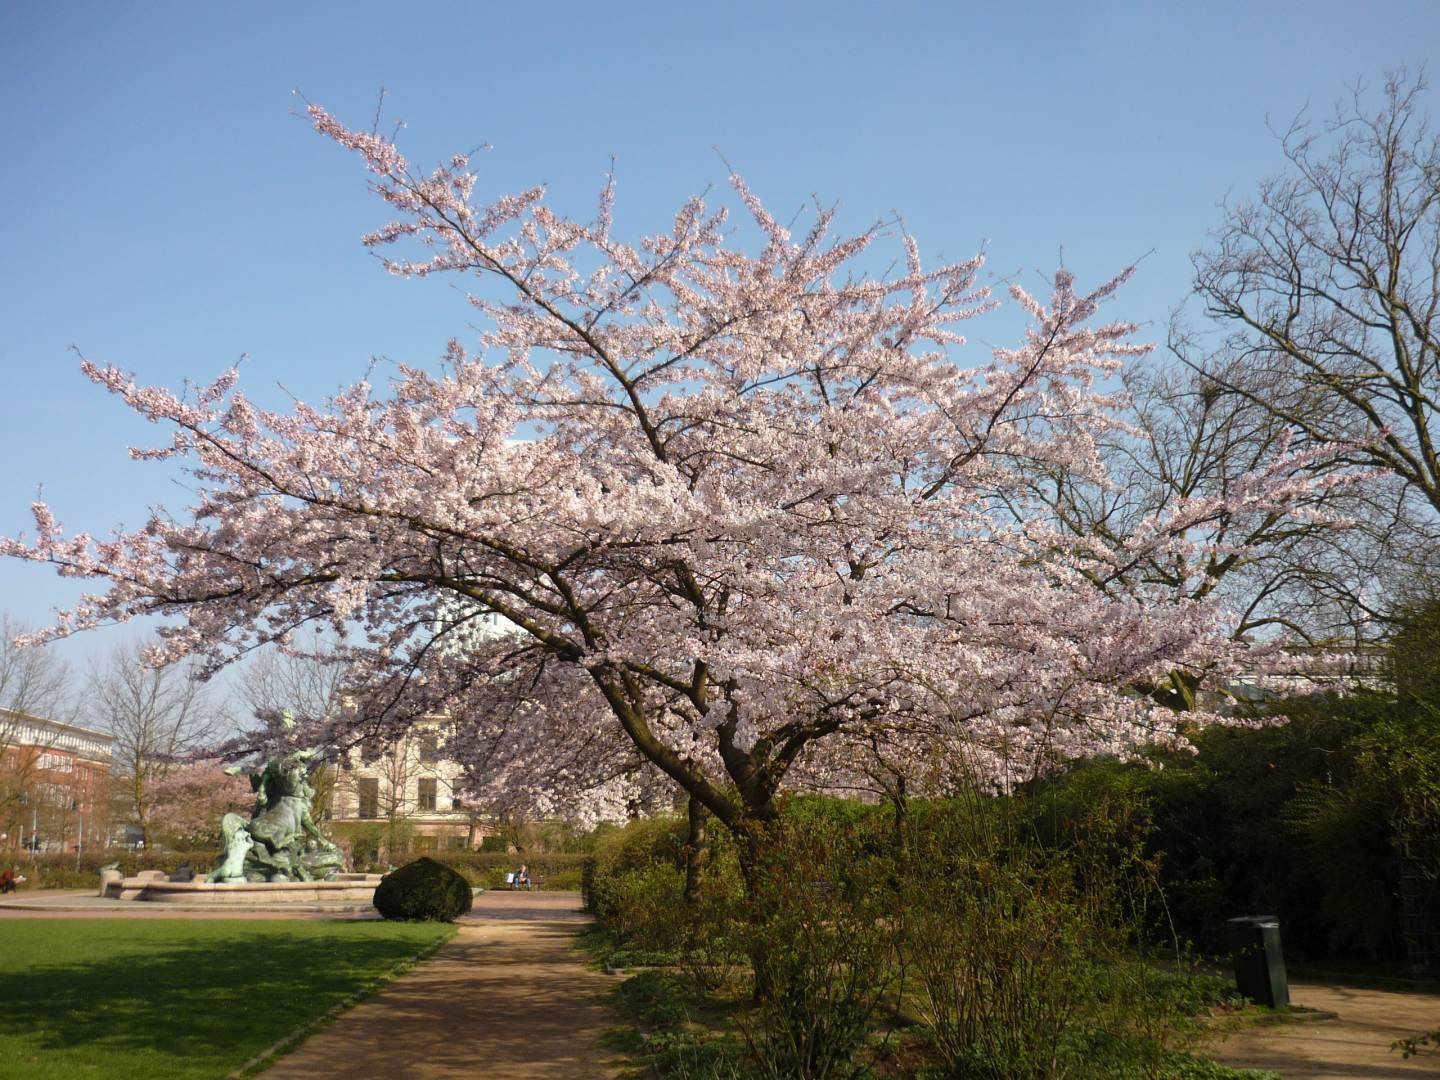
[0,918,454,1080]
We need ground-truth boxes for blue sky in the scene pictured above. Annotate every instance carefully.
[2,0,1436,673]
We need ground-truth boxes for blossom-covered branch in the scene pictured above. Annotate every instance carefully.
[1,107,1346,833]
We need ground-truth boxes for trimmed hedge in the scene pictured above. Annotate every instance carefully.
[8,850,221,890]
[374,857,474,921]
[389,851,592,891]
[10,848,594,892]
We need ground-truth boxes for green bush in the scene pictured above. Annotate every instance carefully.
[678,848,747,991]
[373,856,474,921]
[591,796,1257,1080]
[587,814,752,973]
[589,816,686,930]
[581,851,598,912]
[734,810,901,1080]
[901,795,1233,1080]
[1029,689,1438,965]
[601,860,689,952]
[902,802,1096,1079]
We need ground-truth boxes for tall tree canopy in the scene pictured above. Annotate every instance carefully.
[1187,71,1440,521]
[2,107,1338,835]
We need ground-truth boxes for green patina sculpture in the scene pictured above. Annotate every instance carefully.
[207,752,345,884]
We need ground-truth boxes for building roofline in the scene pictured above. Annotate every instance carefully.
[0,707,115,746]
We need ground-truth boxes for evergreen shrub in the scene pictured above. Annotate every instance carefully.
[373,856,474,921]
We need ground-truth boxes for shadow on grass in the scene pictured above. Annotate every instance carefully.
[1,923,443,1069]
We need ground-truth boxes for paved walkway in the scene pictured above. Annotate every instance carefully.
[261,890,622,1079]
[1209,979,1440,1078]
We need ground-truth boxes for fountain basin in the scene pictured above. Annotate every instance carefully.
[103,872,384,904]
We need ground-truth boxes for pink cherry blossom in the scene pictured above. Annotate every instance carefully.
[1,108,1347,834]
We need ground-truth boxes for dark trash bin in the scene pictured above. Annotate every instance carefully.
[1226,915,1288,1008]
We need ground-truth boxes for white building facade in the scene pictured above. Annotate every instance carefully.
[326,719,488,862]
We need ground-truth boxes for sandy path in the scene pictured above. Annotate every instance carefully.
[1209,979,1440,1078]
[260,890,622,1079]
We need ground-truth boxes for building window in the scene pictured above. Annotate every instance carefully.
[357,778,380,819]
[419,734,441,763]
[416,777,437,813]
[360,737,383,765]
[415,834,438,853]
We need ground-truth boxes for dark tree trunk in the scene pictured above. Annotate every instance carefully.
[684,793,708,905]
[735,817,779,1003]
[888,775,909,893]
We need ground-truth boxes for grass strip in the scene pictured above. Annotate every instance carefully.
[0,918,455,1080]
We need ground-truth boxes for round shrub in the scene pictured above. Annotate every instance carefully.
[373,856,474,921]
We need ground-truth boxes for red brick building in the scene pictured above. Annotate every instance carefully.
[0,709,114,855]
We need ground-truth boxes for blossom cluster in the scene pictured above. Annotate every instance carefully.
[1,109,1344,829]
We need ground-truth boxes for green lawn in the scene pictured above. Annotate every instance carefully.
[1,918,456,1080]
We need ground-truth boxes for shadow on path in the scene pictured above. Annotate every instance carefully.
[262,890,622,1080]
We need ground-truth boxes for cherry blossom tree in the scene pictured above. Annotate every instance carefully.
[2,106,1341,868]
[1018,357,1375,663]
[145,759,253,849]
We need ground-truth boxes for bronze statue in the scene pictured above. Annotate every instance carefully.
[207,753,345,883]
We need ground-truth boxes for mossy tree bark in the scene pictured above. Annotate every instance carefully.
[683,793,708,905]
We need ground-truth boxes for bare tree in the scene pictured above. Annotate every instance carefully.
[1026,359,1388,652]
[91,639,224,847]
[236,631,355,823]
[237,630,351,728]
[0,615,76,850]
[0,616,74,723]
[1186,70,1440,521]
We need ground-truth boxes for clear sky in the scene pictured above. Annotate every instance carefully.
[2,0,1436,673]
